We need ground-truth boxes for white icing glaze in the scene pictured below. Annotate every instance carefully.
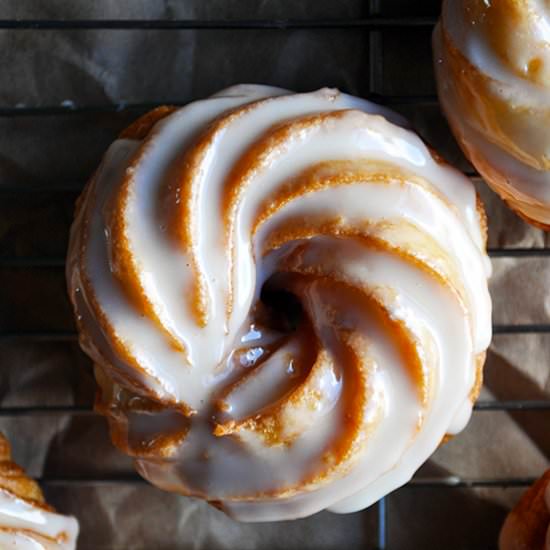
[67,84,492,521]
[0,489,78,549]
[434,0,550,226]
[443,0,550,100]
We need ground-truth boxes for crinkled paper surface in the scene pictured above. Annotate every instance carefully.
[0,1,548,548]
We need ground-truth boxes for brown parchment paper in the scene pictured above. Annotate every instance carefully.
[0,1,548,549]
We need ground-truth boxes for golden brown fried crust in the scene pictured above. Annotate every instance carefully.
[469,144,550,230]
[476,192,489,248]
[499,470,550,550]
[0,433,52,509]
[118,106,177,140]
[469,351,486,404]
[506,200,550,231]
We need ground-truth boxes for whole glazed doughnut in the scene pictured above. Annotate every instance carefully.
[499,470,550,550]
[0,434,79,549]
[67,84,492,521]
[433,0,550,229]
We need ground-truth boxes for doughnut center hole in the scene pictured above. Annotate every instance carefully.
[260,283,303,333]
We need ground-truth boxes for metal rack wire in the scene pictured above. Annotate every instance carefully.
[0,5,549,549]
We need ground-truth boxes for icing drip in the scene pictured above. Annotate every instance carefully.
[67,84,492,521]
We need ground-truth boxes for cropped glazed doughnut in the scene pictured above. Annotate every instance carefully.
[0,433,79,549]
[433,0,550,228]
[67,85,492,521]
[499,470,550,550]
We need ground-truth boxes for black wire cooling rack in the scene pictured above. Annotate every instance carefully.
[1,2,549,549]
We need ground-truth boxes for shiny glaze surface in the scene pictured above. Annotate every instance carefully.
[0,434,78,549]
[0,490,79,550]
[67,85,491,521]
[434,0,550,227]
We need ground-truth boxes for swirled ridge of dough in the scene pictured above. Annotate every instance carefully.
[433,0,550,227]
[67,84,491,521]
[0,435,78,549]
[0,491,79,550]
